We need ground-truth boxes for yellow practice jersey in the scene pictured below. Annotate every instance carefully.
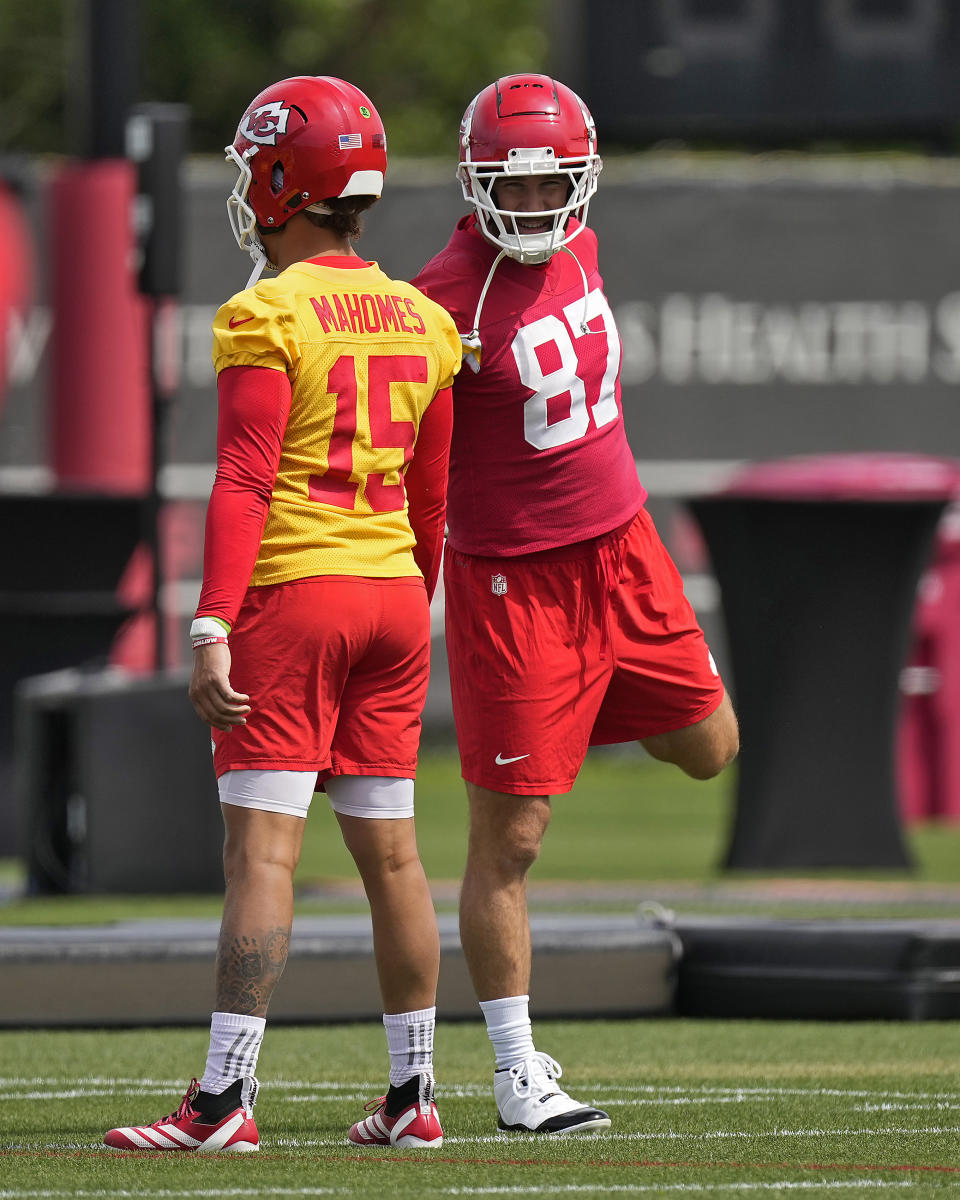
[212,258,462,587]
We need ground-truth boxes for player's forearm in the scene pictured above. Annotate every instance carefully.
[195,479,270,627]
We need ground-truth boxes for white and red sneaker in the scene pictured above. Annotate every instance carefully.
[348,1074,443,1148]
[104,1077,259,1153]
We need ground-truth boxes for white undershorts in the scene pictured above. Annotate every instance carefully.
[218,770,414,820]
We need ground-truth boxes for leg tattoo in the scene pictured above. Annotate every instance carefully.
[216,927,290,1016]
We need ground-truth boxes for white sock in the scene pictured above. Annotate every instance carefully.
[199,1011,266,1095]
[480,995,537,1070]
[383,1006,436,1087]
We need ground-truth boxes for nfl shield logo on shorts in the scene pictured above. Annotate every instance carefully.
[491,572,508,596]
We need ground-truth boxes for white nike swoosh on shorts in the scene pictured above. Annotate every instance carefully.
[495,753,531,765]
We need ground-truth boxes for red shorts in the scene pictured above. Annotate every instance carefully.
[212,576,430,782]
[444,508,725,795]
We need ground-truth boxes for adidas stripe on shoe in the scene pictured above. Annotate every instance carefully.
[349,1073,443,1148]
[494,1053,611,1134]
[104,1077,259,1153]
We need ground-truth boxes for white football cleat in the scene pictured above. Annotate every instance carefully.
[494,1053,611,1134]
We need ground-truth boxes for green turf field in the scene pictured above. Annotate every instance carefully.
[3,1018,960,1196]
[5,751,960,1193]
[5,747,960,924]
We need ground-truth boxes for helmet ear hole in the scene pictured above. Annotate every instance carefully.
[271,161,284,194]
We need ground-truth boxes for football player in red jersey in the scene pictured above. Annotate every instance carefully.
[413,74,739,1134]
[105,76,460,1153]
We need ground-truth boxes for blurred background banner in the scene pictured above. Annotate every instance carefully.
[575,0,960,145]
[8,160,960,471]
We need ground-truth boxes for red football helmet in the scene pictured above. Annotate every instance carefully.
[458,74,602,264]
[226,75,387,272]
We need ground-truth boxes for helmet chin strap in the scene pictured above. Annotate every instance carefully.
[245,217,277,287]
[462,250,507,373]
[558,244,594,336]
[244,251,268,289]
[462,238,597,373]
[240,202,331,289]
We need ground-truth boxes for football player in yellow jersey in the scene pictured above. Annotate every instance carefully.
[105,76,461,1154]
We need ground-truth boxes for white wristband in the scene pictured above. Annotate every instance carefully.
[190,616,230,646]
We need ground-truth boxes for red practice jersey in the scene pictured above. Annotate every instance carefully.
[413,216,644,556]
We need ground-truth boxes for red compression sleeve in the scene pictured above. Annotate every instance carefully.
[405,387,453,602]
[195,365,290,627]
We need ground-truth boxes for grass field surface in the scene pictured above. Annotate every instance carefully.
[5,752,960,1194]
[5,748,960,925]
[4,1018,960,1196]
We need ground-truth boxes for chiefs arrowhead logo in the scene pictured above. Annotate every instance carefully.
[240,101,290,146]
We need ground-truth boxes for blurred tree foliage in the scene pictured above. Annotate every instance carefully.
[0,0,548,157]
[0,0,69,154]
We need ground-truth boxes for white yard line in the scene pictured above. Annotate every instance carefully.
[444,1126,960,1145]
[267,1125,960,1150]
[9,1120,960,1154]
[0,1192,347,1199]
[0,1183,918,1199]
[5,1079,960,1104]
[0,1084,386,1094]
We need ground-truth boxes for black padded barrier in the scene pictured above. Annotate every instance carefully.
[16,667,223,894]
[0,494,143,854]
[688,454,960,870]
[674,916,960,1021]
[691,496,941,869]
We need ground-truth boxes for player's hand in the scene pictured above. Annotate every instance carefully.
[188,641,251,732]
